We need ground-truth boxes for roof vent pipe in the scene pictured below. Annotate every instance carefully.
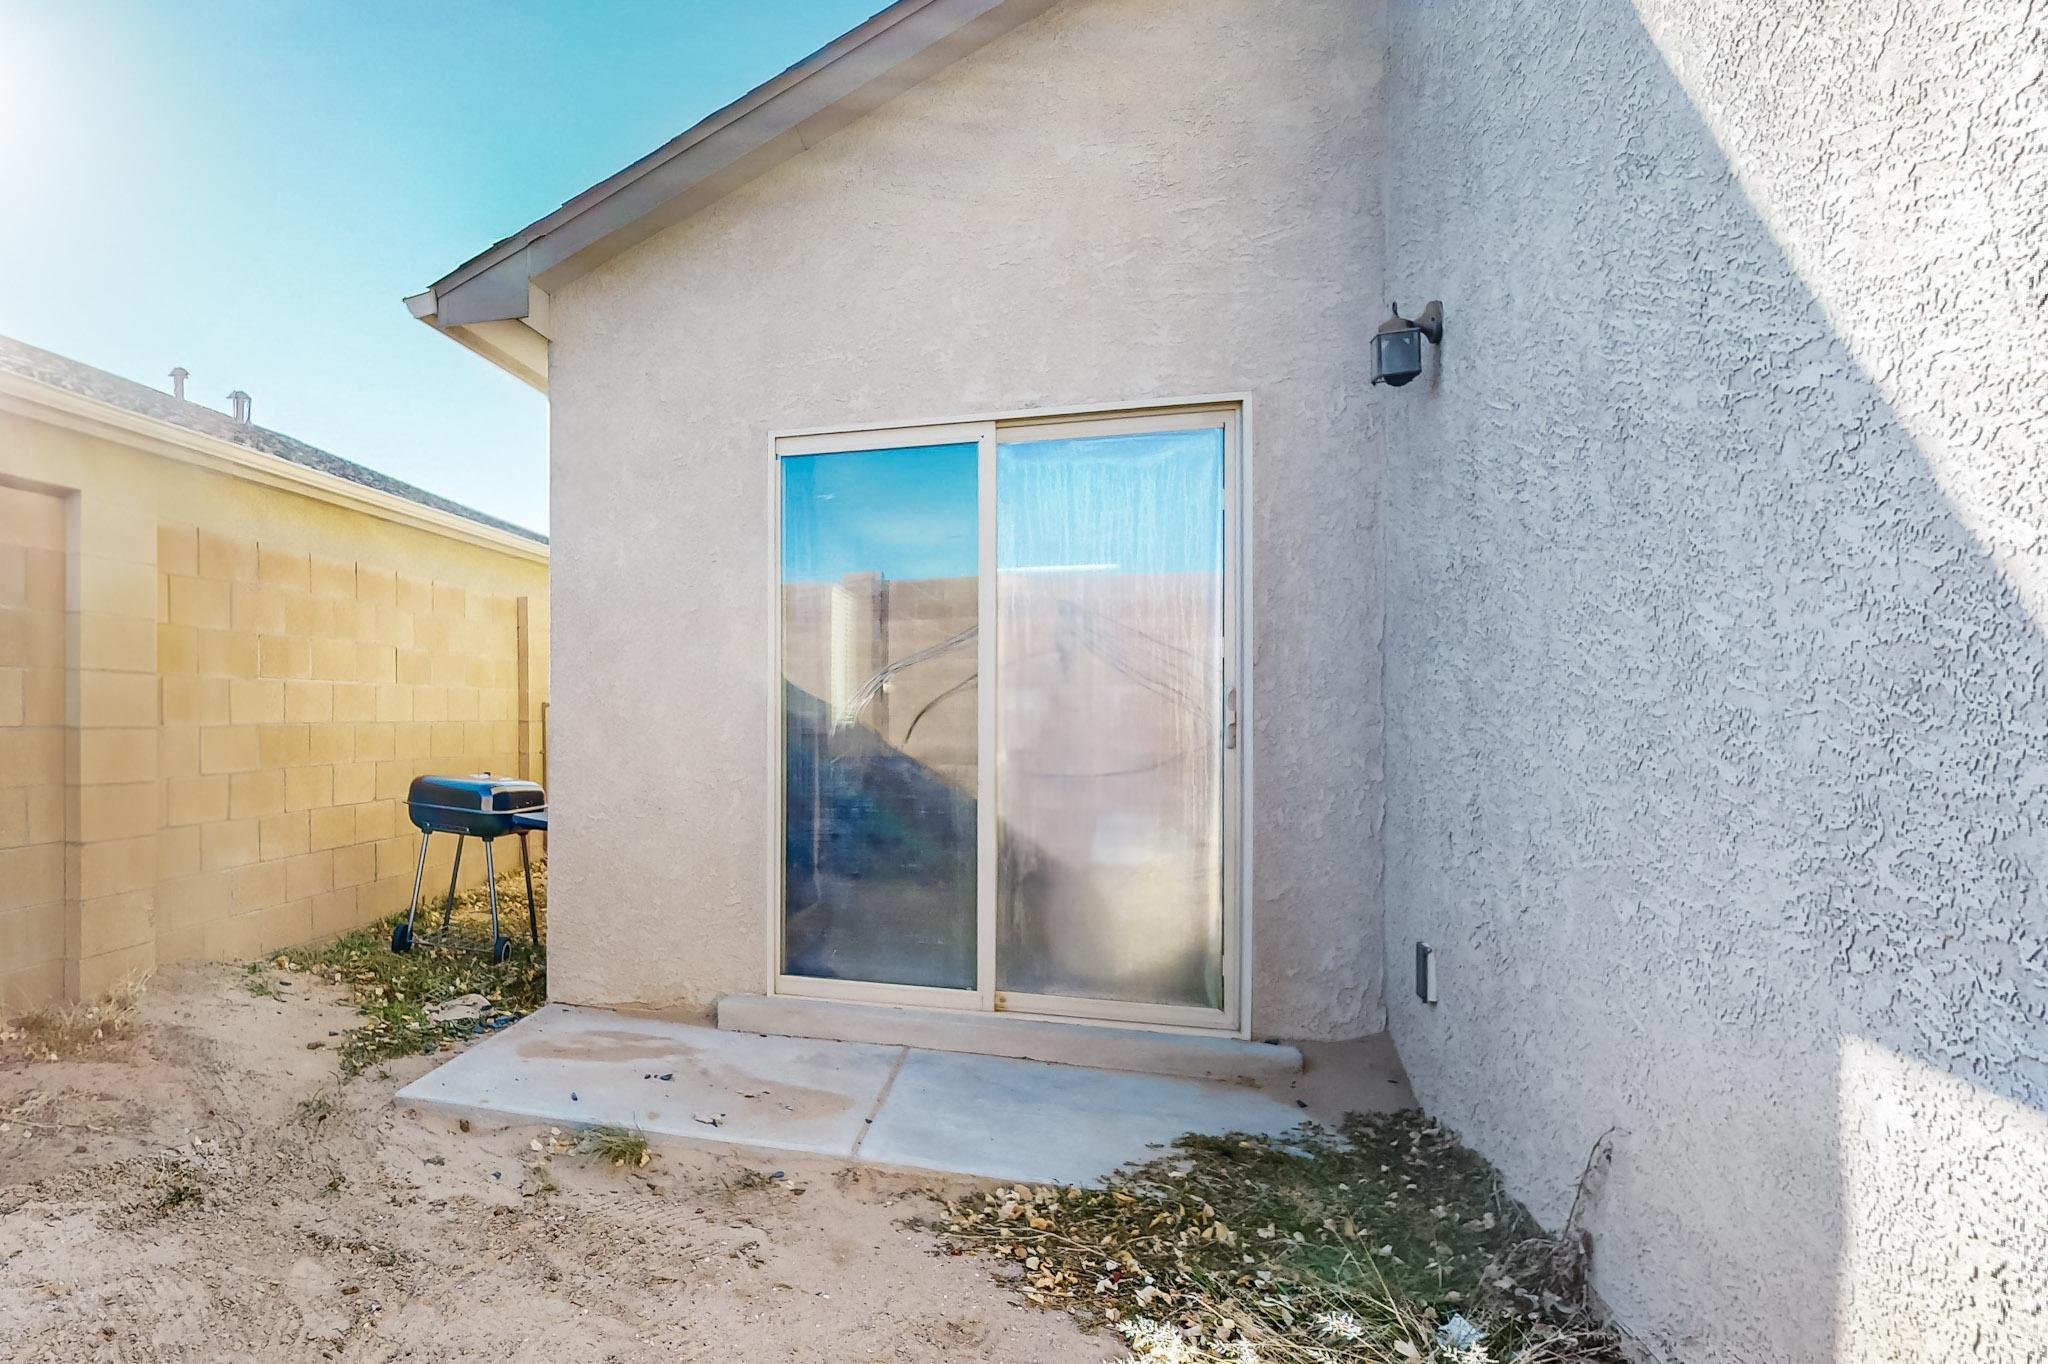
[227,390,252,423]
[170,367,188,400]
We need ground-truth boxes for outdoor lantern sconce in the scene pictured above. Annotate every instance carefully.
[1371,301,1443,387]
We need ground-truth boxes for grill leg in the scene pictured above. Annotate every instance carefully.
[405,831,430,932]
[484,838,502,947]
[519,831,539,951]
[440,836,464,934]
[394,831,430,953]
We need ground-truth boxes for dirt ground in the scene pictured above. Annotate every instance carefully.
[0,965,1102,1363]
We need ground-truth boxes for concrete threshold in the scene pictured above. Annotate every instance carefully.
[397,1003,1385,1186]
[716,993,1303,1082]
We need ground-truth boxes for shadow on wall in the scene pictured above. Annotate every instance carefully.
[1379,1,2045,1361]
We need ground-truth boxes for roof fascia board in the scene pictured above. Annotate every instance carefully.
[0,369,548,562]
[437,245,540,328]
[419,0,1058,329]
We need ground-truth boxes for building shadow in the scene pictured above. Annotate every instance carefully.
[1378,0,2046,1359]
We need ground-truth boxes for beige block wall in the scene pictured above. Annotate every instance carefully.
[0,484,69,1012]
[0,401,547,1010]
[153,522,536,966]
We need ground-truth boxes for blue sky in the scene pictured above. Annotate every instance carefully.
[0,0,882,534]
[782,432,1225,583]
[783,443,981,583]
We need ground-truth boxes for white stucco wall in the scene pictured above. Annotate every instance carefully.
[546,0,1386,1039]
[1381,1,2047,1360]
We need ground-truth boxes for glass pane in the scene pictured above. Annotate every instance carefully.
[781,442,979,989]
[995,426,1226,1009]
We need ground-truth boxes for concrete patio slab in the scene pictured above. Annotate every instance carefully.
[397,1003,903,1158]
[398,1004,1387,1185]
[855,1047,1312,1185]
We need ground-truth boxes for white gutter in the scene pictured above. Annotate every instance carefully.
[0,369,549,564]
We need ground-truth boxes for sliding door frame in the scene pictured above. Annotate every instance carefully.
[770,420,992,1015]
[768,396,1252,1036]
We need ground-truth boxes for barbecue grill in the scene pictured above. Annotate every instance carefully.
[394,774,547,960]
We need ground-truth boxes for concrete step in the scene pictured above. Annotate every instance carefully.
[715,992,1303,1082]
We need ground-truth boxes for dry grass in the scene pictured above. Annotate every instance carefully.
[1,976,144,1062]
[929,1112,1626,1364]
[288,857,547,1076]
[576,1123,653,1169]
[426,851,549,946]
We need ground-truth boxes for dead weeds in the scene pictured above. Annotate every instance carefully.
[930,1111,1626,1364]
[286,858,547,1076]
[576,1122,653,1169]
[0,976,143,1063]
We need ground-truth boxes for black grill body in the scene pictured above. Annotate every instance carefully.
[407,775,546,838]
[394,773,547,959]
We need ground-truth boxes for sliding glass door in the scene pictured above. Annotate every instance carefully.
[994,418,1229,1016]
[775,408,1241,1028]
[779,435,983,994]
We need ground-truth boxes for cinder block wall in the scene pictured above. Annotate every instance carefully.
[152,525,540,968]
[0,484,70,1009]
[0,400,547,1011]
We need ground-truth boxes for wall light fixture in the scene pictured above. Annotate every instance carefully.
[1372,301,1443,387]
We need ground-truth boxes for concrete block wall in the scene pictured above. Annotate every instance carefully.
[65,485,169,1001]
[0,399,547,1011]
[150,523,534,969]
[0,484,70,1010]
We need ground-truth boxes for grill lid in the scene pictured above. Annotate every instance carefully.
[407,774,546,814]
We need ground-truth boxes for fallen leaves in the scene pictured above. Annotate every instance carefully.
[287,861,548,1076]
[924,1114,1627,1364]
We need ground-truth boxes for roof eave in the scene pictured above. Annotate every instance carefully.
[405,0,1061,389]
[408,287,551,393]
[0,367,549,562]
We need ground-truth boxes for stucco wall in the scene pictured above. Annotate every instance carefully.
[547,0,1386,1037]
[0,403,548,1007]
[1380,1,2047,1360]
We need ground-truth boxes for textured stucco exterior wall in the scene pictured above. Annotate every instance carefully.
[547,0,1385,1038]
[1380,1,2047,1360]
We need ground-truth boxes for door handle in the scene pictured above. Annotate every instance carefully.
[1225,686,1239,750]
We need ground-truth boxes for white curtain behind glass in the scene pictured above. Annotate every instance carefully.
[994,428,1226,1009]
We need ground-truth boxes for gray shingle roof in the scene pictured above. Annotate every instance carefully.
[0,335,546,545]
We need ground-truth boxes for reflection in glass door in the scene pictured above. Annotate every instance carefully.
[994,423,1227,1012]
[779,441,980,991]
[776,409,1240,1027]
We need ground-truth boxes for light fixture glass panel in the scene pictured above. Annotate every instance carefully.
[1374,327,1422,383]
[780,443,979,989]
[994,426,1226,1009]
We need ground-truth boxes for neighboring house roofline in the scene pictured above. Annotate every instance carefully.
[0,337,548,562]
[404,0,1061,391]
